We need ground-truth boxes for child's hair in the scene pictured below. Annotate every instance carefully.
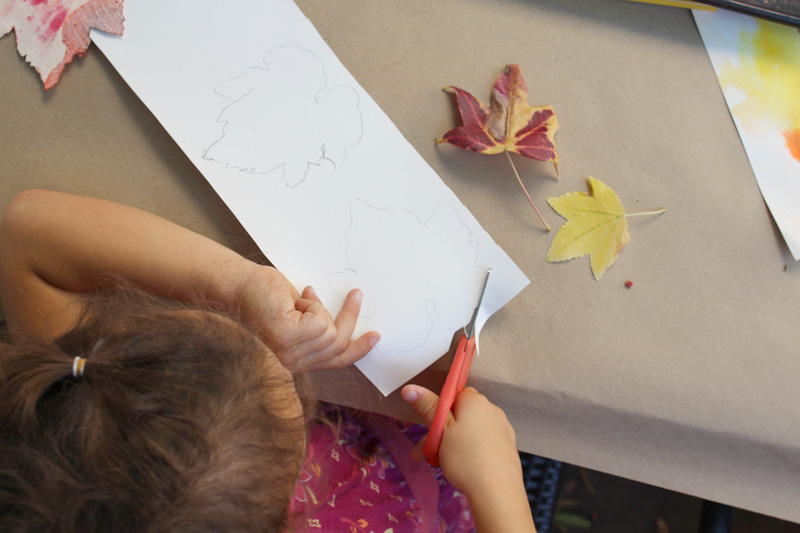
[0,286,311,532]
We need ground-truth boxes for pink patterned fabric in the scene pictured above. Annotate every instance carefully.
[289,405,475,532]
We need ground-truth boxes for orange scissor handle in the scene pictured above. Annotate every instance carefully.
[423,334,477,467]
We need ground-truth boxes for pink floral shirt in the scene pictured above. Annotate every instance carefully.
[289,406,475,532]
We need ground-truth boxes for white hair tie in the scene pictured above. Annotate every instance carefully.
[72,356,87,378]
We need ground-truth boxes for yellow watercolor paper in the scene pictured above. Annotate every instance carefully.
[718,18,800,162]
[694,8,800,259]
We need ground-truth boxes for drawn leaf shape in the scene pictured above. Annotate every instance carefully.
[437,64,559,173]
[546,177,630,280]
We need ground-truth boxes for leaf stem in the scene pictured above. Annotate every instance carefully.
[625,208,667,218]
[505,151,551,232]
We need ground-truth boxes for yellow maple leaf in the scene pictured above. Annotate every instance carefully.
[546,177,664,280]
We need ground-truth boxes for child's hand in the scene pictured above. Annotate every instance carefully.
[401,384,522,497]
[402,384,537,532]
[239,266,380,371]
[0,190,380,360]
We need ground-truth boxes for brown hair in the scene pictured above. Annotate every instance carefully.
[0,287,311,532]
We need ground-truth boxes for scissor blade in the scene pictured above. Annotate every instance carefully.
[466,268,491,339]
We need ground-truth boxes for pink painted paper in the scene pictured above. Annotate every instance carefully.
[0,0,124,89]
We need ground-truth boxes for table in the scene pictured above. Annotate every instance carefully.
[2,0,799,524]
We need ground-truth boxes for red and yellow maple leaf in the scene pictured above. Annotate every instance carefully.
[437,64,559,230]
[438,64,559,171]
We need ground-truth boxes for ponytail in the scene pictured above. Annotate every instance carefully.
[0,286,310,532]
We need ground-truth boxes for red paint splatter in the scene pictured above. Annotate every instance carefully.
[49,7,67,34]
[29,0,49,5]
[35,4,67,43]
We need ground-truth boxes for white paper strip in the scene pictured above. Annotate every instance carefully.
[91,0,529,394]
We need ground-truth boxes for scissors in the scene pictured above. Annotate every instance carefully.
[423,268,491,467]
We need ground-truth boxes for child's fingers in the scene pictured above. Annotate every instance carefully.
[401,385,438,461]
[327,331,380,367]
[451,386,482,411]
[290,288,380,370]
[402,385,448,463]
[318,289,372,366]
[294,289,334,334]
[301,285,321,303]
[294,286,325,317]
[401,385,442,427]
[294,287,357,339]
[290,299,332,348]
[333,288,363,336]
[293,299,321,318]
[301,331,379,370]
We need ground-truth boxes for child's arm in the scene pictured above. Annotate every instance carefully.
[0,189,379,370]
[402,385,537,533]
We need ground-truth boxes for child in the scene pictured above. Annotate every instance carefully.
[0,190,536,532]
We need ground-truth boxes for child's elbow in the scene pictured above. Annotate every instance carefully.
[1,189,53,237]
